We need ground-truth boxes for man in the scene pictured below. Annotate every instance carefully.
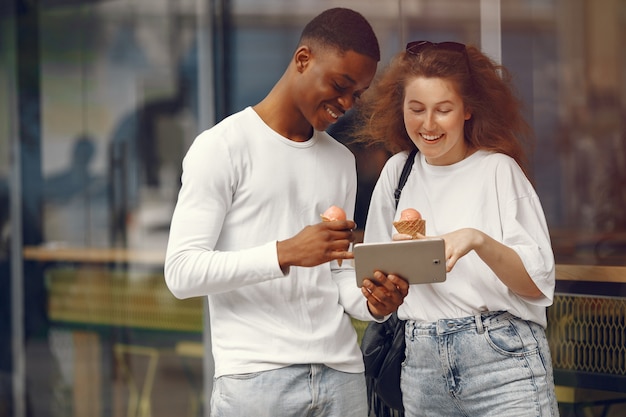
[164,8,408,416]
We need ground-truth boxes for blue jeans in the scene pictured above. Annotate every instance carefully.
[211,364,368,417]
[402,311,559,417]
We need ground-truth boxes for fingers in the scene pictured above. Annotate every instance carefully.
[318,221,356,244]
[361,271,409,316]
[392,232,426,241]
[446,255,458,272]
[318,221,355,263]
[322,219,357,232]
[387,274,410,295]
[364,272,408,296]
[330,249,354,261]
[290,221,353,266]
[392,233,413,241]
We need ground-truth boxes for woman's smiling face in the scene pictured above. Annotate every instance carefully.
[403,76,471,166]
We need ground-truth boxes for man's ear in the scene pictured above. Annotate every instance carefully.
[294,45,312,73]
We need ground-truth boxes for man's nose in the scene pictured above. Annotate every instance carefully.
[337,93,354,111]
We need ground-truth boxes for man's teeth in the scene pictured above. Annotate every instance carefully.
[326,107,339,119]
[422,133,443,141]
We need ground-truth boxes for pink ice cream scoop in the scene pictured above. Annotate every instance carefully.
[399,208,422,221]
[321,205,347,222]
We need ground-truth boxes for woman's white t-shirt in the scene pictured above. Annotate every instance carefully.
[364,150,555,327]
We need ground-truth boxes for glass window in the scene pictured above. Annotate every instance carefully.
[2,0,625,415]
[10,1,205,415]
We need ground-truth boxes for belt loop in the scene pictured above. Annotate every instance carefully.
[475,313,485,334]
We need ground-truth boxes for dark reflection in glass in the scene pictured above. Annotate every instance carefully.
[2,0,625,416]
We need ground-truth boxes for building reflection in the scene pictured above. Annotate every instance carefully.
[1,0,625,416]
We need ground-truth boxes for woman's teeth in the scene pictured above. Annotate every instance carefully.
[421,133,443,141]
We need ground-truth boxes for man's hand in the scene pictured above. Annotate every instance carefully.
[361,271,409,318]
[277,219,356,270]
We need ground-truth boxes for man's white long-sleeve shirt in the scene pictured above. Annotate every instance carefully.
[165,107,375,378]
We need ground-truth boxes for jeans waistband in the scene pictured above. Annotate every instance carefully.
[406,311,513,337]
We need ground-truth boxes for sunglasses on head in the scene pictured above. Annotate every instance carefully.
[405,41,471,73]
[405,41,467,55]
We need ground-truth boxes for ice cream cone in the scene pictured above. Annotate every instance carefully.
[393,218,426,239]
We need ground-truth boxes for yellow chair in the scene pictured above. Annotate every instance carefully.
[175,341,205,417]
[114,344,160,417]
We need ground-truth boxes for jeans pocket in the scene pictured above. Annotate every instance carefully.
[485,317,539,357]
[219,371,262,381]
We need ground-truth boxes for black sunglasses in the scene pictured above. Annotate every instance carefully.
[406,40,467,55]
[405,41,471,72]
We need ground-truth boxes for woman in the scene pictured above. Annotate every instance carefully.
[353,41,559,416]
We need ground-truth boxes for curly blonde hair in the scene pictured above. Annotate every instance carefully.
[351,44,533,176]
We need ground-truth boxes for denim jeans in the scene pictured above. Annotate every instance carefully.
[211,364,368,417]
[402,311,559,417]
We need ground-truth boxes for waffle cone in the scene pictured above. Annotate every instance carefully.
[393,219,426,239]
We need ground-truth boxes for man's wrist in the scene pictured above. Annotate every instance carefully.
[367,301,385,320]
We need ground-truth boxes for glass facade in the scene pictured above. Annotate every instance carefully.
[1,0,625,416]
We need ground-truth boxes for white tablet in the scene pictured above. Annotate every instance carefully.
[353,238,446,287]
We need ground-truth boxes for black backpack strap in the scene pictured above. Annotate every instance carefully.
[393,149,417,209]
[362,148,416,417]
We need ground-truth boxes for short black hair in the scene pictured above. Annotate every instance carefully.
[299,8,380,62]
